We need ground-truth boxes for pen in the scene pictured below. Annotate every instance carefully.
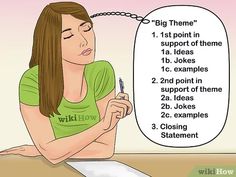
[119,77,125,100]
[119,77,124,93]
[119,78,127,114]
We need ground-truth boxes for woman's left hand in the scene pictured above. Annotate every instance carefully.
[0,145,40,157]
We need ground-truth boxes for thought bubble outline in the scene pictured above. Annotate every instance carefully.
[133,5,230,148]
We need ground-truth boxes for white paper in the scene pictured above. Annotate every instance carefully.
[66,160,150,177]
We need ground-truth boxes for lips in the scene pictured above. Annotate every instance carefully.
[80,48,93,56]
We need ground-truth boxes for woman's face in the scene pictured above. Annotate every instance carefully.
[61,14,95,65]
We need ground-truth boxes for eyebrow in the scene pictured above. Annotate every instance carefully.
[62,22,90,33]
[80,22,88,26]
[62,28,72,33]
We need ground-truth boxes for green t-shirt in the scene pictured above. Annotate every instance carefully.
[19,60,115,139]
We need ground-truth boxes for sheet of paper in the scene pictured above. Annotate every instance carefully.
[66,160,150,177]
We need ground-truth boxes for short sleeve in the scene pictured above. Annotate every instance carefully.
[19,66,39,105]
[93,61,116,101]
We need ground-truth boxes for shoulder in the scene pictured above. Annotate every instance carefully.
[85,61,116,101]
[20,65,39,83]
[19,65,39,105]
[19,65,39,92]
[85,60,115,80]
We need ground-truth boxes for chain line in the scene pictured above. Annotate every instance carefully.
[90,11,150,24]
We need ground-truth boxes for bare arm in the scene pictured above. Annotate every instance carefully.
[12,90,132,164]
[71,90,118,159]
[70,128,117,159]
[20,103,106,164]
[0,129,116,159]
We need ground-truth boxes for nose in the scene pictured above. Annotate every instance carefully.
[78,32,88,48]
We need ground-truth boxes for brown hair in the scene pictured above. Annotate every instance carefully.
[29,2,92,117]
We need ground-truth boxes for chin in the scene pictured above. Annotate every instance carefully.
[79,56,94,65]
[79,59,94,65]
[81,54,95,65]
[64,56,94,65]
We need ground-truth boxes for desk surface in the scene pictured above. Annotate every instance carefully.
[0,154,235,177]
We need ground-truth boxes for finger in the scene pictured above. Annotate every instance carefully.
[0,151,18,155]
[112,111,120,120]
[3,146,24,152]
[116,92,129,100]
[1,148,18,152]
[110,105,124,119]
[110,99,133,115]
[127,101,133,115]
[111,112,121,121]
[0,151,9,154]
[110,102,127,118]
[109,112,120,130]
[103,111,120,131]
[110,100,128,117]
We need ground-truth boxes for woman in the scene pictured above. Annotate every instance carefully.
[0,2,132,164]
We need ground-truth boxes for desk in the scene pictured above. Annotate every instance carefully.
[0,154,235,177]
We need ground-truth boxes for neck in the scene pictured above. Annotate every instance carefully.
[62,60,86,100]
[62,59,85,74]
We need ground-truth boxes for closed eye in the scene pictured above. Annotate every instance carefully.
[63,34,74,40]
[80,22,92,32]
[83,26,92,32]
